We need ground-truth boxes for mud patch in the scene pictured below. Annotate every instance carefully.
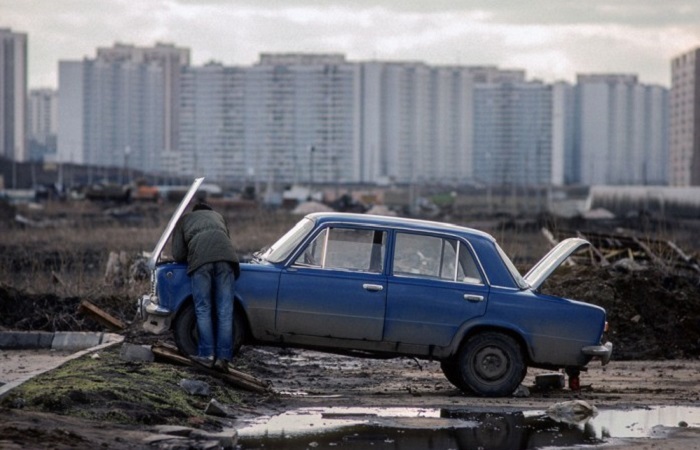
[236,405,700,449]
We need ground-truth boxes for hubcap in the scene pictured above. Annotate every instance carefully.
[474,346,508,381]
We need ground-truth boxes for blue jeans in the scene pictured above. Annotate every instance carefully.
[191,261,235,361]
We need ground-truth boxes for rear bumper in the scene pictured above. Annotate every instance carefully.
[582,341,613,365]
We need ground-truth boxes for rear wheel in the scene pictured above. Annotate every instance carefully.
[457,332,526,397]
[172,301,245,357]
[440,360,472,393]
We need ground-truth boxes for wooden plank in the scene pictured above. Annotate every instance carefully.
[632,237,667,269]
[666,240,700,273]
[78,300,126,331]
[577,231,609,266]
[152,344,272,394]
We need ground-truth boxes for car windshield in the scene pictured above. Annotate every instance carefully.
[495,242,529,289]
[258,217,315,263]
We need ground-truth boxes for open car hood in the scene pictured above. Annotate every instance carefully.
[146,177,205,270]
[523,237,590,291]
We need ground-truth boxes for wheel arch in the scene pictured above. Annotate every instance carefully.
[232,294,252,345]
[171,294,194,326]
[450,323,533,365]
[171,295,252,353]
[171,295,251,332]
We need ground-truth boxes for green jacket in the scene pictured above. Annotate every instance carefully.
[171,210,240,277]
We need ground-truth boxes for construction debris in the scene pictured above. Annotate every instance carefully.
[78,300,126,331]
[104,251,150,286]
[546,400,598,425]
[546,228,700,274]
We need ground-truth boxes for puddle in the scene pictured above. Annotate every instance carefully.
[235,405,700,449]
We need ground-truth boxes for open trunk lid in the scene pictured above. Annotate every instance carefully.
[524,237,590,291]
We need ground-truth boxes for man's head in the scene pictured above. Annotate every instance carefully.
[192,202,213,212]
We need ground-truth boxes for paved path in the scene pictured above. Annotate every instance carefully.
[0,332,124,399]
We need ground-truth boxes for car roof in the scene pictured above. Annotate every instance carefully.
[306,212,496,243]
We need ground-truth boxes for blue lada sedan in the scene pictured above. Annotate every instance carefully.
[138,178,612,397]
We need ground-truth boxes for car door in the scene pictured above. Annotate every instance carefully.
[276,226,388,340]
[385,232,489,347]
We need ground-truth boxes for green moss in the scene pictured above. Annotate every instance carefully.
[1,346,244,426]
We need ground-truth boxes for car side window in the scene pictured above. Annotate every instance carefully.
[393,232,482,284]
[294,227,386,273]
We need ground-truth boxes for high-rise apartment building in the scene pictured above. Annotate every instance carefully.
[53,42,672,189]
[28,88,58,161]
[670,47,700,186]
[173,54,361,186]
[360,63,526,185]
[0,28,27,162]
[58,57,165,172]
[552,81,576,185]
[249,54,360,186]
[171,62,247,183]
[174,56,531,186]
[58,43,189,175]
[473,80,553,187]
[575,74,668,186]
[96,43,190,154]
[363,62,431,184]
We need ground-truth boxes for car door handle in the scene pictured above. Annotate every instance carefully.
[363,283,384,292]
[464,294,484,302]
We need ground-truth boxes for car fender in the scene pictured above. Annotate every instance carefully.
[232,263,283,340]
[440,317,535,361]
[154,262,192,316]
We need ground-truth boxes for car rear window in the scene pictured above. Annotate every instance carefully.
[393,232,482,284]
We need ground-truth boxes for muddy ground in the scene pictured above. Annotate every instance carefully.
[1,204,700,448]
[2,344,700,449]
[1,263,700,449]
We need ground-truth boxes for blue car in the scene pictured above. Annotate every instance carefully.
[138,178,612,397]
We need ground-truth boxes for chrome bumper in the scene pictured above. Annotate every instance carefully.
[138,294,171,319]
[582,341,613,365]
[137,294,172,335]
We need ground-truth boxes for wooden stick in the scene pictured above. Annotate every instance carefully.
[151,344,272,394]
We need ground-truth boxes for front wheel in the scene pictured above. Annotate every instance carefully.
[172,301,245,357]
[457,332,526,397]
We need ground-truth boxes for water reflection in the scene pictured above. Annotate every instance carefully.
[235,406,700,450]
[238,410,598,449]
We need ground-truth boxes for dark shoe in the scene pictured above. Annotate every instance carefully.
[213,359,229,372]
[189,355,214,368]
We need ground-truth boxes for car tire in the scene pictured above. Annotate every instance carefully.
[173,300,245,357]
[440,360,473,394]
[457,332,526,397]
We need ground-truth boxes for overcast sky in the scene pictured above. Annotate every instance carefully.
[3,0,699,89]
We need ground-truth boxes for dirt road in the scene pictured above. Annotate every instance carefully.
[255,348,700,410]
[3,344,700,449]
[245,348,700,449]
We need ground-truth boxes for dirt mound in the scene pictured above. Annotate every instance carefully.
[543,265,700,360]
[0,284,136,332]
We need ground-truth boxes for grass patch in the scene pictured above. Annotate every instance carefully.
[1,346,244,426]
